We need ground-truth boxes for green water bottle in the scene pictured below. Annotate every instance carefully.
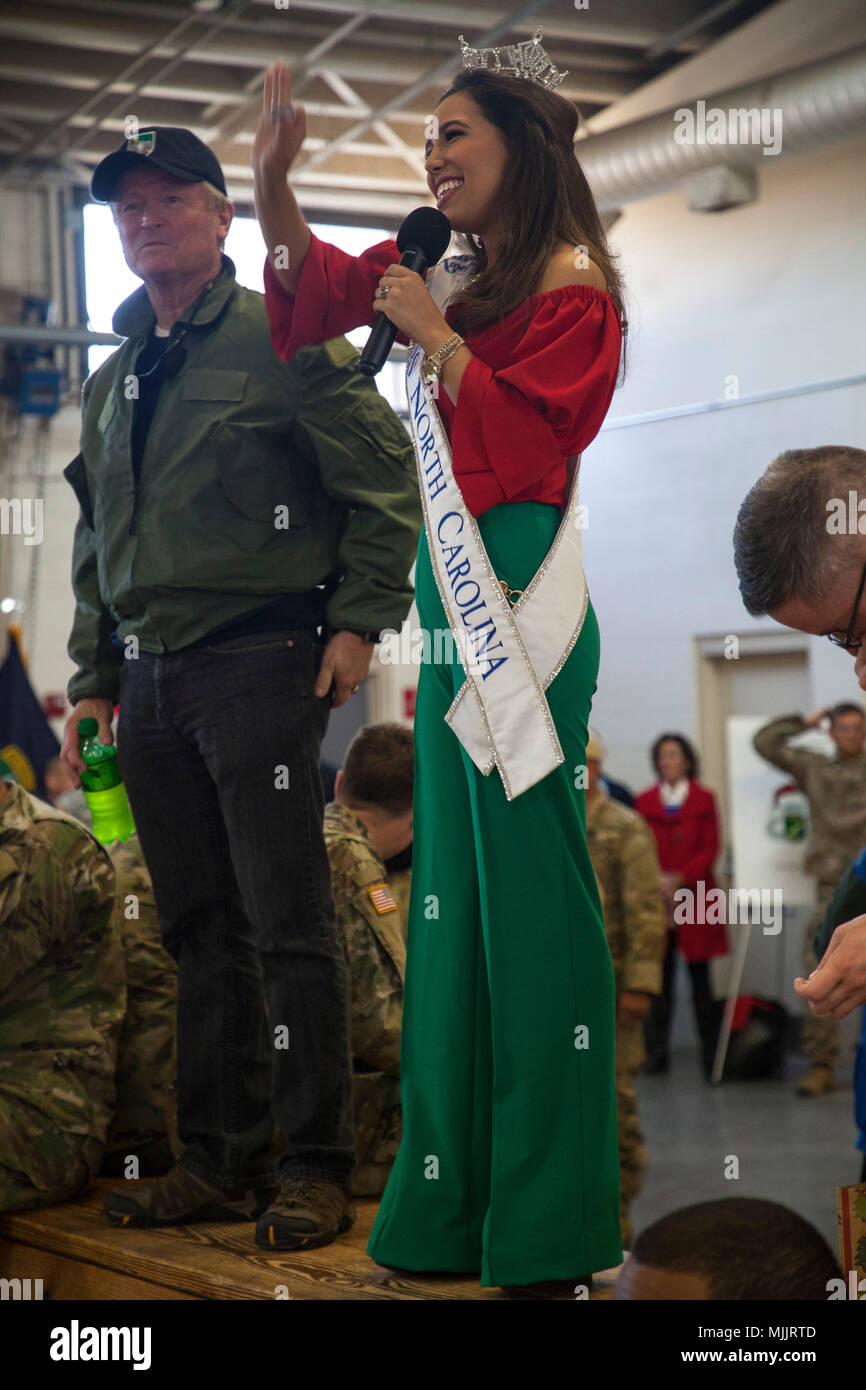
[78,717,136,845]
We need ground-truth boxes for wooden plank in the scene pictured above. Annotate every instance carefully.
[0,1181,622,1300]
[0,1240,201,1300]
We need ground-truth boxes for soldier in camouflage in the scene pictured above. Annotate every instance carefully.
[585,732,666,1248]
[322,723,413,1198]
[754,704,866,1096]
[0,765,125,1211]
[103,834,177,1175]
[385,858,412,947]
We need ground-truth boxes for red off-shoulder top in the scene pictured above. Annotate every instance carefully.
[264,233,622,518]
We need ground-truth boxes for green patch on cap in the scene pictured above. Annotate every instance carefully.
[126,131,156,156]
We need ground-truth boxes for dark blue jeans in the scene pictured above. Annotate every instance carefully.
[116,627,355,1191]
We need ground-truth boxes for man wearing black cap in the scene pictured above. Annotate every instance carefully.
[60,127,420,1250]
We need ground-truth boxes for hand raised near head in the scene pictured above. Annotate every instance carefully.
[252,62,307,183]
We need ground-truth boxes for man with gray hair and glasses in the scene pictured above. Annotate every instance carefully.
[733,445,866,1026]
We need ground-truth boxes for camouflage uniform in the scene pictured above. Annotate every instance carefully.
[323,801,406,1197]
[104,834,177,1173]
[753,714,866,1068]
[0,780,124,1211]
[586,787,666,1246]
[388,867,412,946]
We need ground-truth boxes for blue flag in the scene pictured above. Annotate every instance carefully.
[0,628,60,799]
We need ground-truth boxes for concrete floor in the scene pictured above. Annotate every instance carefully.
[631,1043,863,1254]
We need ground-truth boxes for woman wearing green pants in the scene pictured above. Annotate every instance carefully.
[369,508,619,1286]
[258,34,627,1289]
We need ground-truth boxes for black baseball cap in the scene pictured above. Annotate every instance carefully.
[90,126,227,203]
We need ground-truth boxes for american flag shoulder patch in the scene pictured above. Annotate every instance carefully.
[368,882,398,915]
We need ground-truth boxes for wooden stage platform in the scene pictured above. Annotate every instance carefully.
[0,1180,621,1300]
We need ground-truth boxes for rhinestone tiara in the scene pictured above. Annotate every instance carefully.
[457,28,568,91]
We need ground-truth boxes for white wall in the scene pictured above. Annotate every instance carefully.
[580,132,866,795]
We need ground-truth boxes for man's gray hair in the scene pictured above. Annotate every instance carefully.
[201,180,229,214]
[733,445,866,615]
[202,181,230,248]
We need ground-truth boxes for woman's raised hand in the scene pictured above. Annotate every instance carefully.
[252,62,307,183]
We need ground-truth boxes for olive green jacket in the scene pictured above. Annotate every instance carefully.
[65,255,420,704]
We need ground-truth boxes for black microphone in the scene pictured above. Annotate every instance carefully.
[358,207,452,377]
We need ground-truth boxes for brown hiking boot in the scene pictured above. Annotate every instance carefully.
[104,1162,278,1228]
[255,1177,354,1250]
[795,1064,836,1097]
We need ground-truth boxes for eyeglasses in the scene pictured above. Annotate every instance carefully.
[826,559,866,650]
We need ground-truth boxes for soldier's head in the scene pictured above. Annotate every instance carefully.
[828,702,866,759]
[614,1198,839,1301]
[336,723,414,861]
[734,446,866,690]
[651,733,697,786]
[91,128,233,285]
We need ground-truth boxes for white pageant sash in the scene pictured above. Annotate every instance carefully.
[404,252,590,800]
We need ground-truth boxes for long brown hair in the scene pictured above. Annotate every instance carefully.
[435,69,626,363]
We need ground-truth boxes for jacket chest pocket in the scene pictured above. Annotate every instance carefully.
[208,419,310,527]
[182,369,248,404]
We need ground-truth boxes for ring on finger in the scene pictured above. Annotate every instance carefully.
[377,283,390,299]
[270,103,296,122]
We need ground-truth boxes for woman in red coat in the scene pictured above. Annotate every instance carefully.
[635,733,727,1079]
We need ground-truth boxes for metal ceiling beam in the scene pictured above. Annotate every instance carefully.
[0,51,255,107]
[258,0,701,52]
[1,0,253,177]
[0,7,270,67]
[0,59,628,128]
[317,69,428,180]
[294,0,556,176]
[0,98,469,137]
[0,0,748,196]
[0,113,29,142]
[50,137,421,175]
[0,8,385,73]
[0,27,651,86]
[212,0,391,141]
[644,0,749,61]
[0,0,700,56]
[0,15,639,95]
[1,8,210,169]
[0,151,426,206]
[0,90,208,131]
[219,162,422,191]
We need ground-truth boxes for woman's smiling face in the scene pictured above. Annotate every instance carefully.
[424,92,509,239]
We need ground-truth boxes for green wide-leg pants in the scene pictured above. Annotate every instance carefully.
[367,502,622,1287]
